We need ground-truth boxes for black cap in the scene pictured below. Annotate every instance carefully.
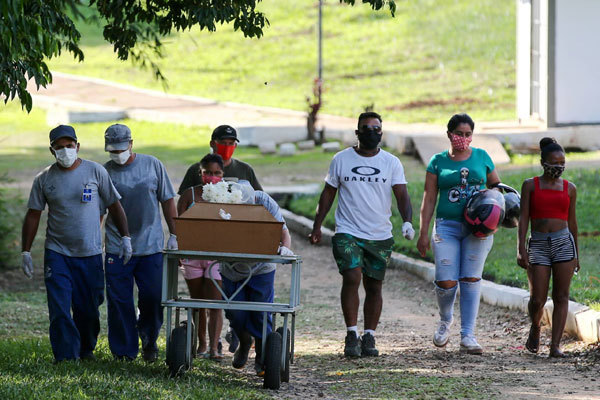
[49,125,77,145]
[211,125,238,142]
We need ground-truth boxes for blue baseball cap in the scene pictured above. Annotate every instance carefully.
[104,124,132,151]
[49,125,77,145]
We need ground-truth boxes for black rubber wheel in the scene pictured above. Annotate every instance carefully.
[166,325,187,377]
[167,320,195,377]
[263,331,282,390]
[276,327,291,383]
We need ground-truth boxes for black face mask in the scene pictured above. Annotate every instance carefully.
[357,129,382,150]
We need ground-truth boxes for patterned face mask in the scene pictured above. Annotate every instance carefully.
[542,162,565,179]
[449,133,472,151]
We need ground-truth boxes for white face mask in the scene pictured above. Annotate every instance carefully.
[54,147,78,168]
[110,150,130,165]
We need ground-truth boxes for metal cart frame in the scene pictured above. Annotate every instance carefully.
[162,250,301,385]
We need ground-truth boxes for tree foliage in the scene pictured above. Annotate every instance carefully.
[0,0,395,112]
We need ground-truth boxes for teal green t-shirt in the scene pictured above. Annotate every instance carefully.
[426,147,495,221]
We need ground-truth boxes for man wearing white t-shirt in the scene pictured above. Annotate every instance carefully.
[310,112,414,357]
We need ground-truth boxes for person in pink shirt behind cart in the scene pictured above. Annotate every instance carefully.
[177,153,225,360]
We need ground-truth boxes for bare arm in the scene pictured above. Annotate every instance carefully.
[176,189,192,216]
[21,209,42,252]
[107,201,130,237]
[309,183,337,244]
[568,182,579,271]
[161,197,178,235]
[281,228,291,248]
[486,169,501,189]
[392,184,413,223]
[417,172,438,257]
[517,179,533,269]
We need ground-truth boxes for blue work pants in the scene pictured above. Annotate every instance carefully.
[222,271,275,340]
[105,252,163,359]
[44,249,104,362]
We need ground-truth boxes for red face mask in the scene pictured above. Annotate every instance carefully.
[450,133,472,151]
[202,175,222,185]
[216,143,235,161]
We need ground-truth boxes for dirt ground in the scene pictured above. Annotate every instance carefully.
[226,231,600,399]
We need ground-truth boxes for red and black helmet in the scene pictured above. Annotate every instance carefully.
[464,189,506,238]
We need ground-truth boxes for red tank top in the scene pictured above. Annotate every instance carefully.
[530,176,570,220]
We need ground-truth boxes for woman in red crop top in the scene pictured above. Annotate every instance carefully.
[517,137,578,358]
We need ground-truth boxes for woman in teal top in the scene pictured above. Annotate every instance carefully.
[417,113,501,354]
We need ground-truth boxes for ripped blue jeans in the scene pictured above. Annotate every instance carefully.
[431,219,493,338]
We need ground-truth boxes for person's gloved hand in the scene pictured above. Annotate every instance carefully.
[119,236,133,265]
[278,246,294,256]
[402,222,415,240]
[166,233,178,250]
[22,251,33,279]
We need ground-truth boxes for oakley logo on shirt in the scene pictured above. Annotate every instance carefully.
[344,165,387,183]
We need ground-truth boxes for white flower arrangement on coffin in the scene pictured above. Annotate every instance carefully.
[202,181,244,204]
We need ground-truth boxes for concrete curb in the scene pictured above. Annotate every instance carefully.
[282,208,600,343]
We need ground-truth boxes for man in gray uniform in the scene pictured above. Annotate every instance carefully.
[103,124,178,362]
[21,125,131,363]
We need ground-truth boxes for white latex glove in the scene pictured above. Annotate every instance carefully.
[119,236,133,265]
[167,233,178,250]
[22,251,33,279]
[278,246,294,256]
[402,222,415,240]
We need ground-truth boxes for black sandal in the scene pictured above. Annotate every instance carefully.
[525,326,540,354]
[549,348,567,358]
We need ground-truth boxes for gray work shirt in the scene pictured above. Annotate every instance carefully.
[27,159,121,257]
[219,191,288,282]
[103,154,176,256]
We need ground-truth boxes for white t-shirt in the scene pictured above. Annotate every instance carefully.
[325,147,407,241]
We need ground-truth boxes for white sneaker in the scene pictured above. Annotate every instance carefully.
[460,335,483,355]
[433,319,453,347]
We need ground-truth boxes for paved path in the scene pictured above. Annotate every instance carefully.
[27,71,447,150]
[29,71,600,156]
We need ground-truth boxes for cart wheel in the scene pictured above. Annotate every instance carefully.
[276,327,291,383]
[263,331,282,390]
[167,320,194,377]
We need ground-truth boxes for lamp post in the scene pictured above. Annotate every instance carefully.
[318,0,323,83]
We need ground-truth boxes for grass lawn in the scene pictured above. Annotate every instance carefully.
[289,166,600,308]
[0,292,268,400]
[47,0,516,124]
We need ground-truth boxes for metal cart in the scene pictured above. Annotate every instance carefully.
[162,250,301,389]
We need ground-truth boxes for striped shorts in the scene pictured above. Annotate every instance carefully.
[527,228,577,266]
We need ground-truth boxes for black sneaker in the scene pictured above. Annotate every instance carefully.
[232,332,253,369]
[114,355,135,362]
[142,349,158,363]
[344,331,362,358]
[361,333,379,357]
[80,352,97,361]
[226,327,239,353]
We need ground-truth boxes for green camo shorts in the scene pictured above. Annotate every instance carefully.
[331,233,394,281]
